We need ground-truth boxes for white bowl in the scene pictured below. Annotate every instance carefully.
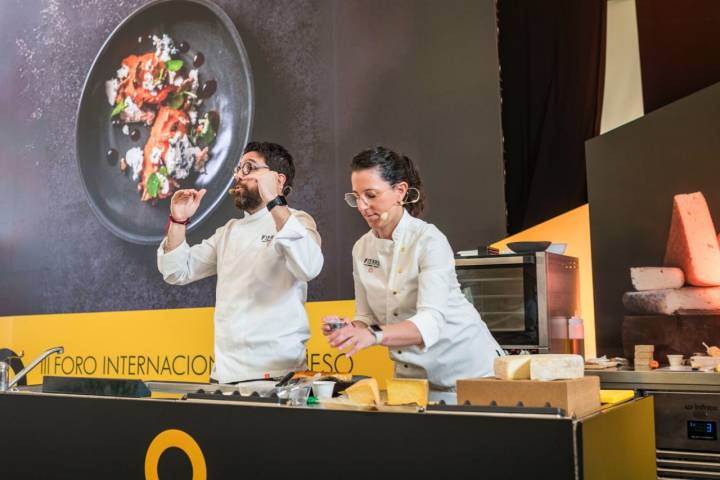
[690,356,720,369]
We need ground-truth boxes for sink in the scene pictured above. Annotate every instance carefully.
[4,381,228,399]
[6,380,239,399]
[5,384,44,393]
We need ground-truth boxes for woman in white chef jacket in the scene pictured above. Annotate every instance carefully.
[324,146,503,391]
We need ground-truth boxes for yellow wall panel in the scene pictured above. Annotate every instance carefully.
[491,204,596,358]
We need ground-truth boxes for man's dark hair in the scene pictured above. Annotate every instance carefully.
[243,141,295,193]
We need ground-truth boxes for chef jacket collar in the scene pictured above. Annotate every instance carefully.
[391,208,411,242]
[372,208,411,242]
[237,206,270,224]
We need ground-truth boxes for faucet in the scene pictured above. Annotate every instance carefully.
[0,346,64,392]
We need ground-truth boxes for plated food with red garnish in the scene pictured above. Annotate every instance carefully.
[106,34,218,202]
[76,0,253,245]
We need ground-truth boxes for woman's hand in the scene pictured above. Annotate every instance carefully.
[327,323,376,358]
[321,316,349,336]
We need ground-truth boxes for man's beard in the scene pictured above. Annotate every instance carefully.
[232,182,262,211]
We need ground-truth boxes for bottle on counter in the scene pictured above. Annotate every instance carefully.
[568,315,585,358]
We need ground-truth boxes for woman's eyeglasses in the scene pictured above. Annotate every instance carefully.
[344,186,421,208]
[344,189,394,208]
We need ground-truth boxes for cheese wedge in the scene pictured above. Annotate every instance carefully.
[345,378,380,406]
[494,355,532,380]
[386,378,429,407]
[664,192,720,286]
[529,354,584,381]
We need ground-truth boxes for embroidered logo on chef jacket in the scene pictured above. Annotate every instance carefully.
[363,258,381,273]
[260,234,274,245]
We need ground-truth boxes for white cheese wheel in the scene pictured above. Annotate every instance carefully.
[529,354,585,381]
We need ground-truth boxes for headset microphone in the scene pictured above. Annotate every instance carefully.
[377,188,420,221]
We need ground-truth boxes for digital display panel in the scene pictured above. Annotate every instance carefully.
[688,420,717,440]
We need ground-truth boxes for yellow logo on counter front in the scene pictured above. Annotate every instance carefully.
[145,429,206,480]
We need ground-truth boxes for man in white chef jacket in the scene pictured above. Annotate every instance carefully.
[157,141,324,383]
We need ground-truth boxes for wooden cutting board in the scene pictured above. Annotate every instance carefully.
[456,376,601,418]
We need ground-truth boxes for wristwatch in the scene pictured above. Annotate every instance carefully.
[368,324,384,345]
[266,195,288,211]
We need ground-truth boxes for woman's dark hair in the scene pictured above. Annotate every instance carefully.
[244,141,295,194]
[351,146,425,217]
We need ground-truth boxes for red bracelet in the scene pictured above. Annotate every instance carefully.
[168,214,190,225]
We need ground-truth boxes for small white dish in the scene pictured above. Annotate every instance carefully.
[667,354,684,368]
[547,243,568,255]
[311,380,336,399]
[690,356,720,369]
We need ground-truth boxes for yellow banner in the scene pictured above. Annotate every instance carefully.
[0,300,394,387]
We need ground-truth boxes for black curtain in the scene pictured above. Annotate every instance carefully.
[498,0,606,234]
[636,0,720,114]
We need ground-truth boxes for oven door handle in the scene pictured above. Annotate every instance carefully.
[455,256,533,266]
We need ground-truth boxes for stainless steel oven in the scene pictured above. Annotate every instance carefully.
[455,252,579,353]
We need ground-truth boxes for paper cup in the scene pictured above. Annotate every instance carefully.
[312,380,336,399]
[667,355,684,368]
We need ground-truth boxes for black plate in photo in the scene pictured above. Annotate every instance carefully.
[506,241,552,254]
[75,0,253,245]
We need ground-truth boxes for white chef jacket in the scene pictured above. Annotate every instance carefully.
[352,210,502,390]
[157,207,323,383]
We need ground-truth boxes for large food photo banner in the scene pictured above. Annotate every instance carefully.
[0,0,506,385]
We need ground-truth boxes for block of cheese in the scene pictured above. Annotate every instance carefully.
[494,355,532,380]
[664,192,720,286]
[529,354,585,381]
[634,358,653,368]
[634,345,655,353]
[630,267,685,291]
[385,378,429,407]
[345,378,380,406]
[623,287,720,315]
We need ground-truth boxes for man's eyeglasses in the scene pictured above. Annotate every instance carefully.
[233,162,269,176]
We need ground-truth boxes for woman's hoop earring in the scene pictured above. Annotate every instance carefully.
[400,187,421,205]
[282,185,293,197]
